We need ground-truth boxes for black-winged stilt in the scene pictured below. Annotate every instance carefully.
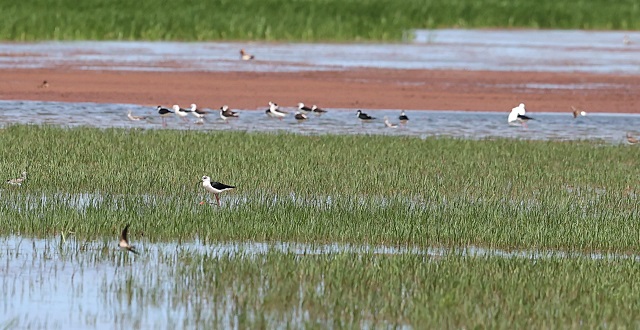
[294,111,308,121]
[119,224,139,254]
[173,105,192,122]
[127,109,147,121]
[157,105,174,127]
[220,105,239,121]
[201,176,235,206]
[189,104,207,124]
[6,171,27,186]
[298,102,313,114]
[266,101,287,119]
[311,105,327,114]
[399,110,409,122]
[356,110,375,121]
[571,106,587,118]
[240,49,255,60]
[508,103,534,126]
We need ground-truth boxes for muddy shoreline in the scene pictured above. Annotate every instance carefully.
[1,68,639,113]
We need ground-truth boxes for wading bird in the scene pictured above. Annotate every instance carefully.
[508,103,534,126]
[157,105,174,127]
[6,171,27,186]
[240,49,255,60]
[119,224,139,255]
[200,176,236,207]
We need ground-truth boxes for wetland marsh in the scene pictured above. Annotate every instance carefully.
[2,125,640,327]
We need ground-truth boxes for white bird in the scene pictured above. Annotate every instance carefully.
[6,171,27,186]
[266,101,286,119]
[508,103,534,125]
[172,104,192,122]
[127,109,146,121]
[190,104,207,124]
[384,116,398,128]
[200,176,236,206]
[118,224,139,254]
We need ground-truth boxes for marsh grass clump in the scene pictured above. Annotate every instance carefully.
[0,0,638,41]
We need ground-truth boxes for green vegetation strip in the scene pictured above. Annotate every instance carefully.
[0,0,638,41]
[1,125,639,252]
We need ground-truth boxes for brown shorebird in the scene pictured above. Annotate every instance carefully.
[127,109,147,121]
[119,224,139,254]
[6,171,27,186]
[627,133,639,145]
[571,106,587,118]
[240,49,255,61]
[384,116,398,128]
[201,176,235,206]
[38,80,49,88]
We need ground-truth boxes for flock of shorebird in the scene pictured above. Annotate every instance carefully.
[126,101,412,128]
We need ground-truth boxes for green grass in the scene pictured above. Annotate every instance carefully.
[1,125,640,253]
[0,0,638,41]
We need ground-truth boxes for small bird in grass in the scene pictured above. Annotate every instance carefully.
[384,116,398,128]
[311,105,327,114]
[127,109,147,121]
[119,224,139,255]
[627,133,639,145]
[294,111,308,121]
[200,176,235,207]
[240,49,255,61]
[6,171,27,186]
[399,110,409,122]
[356,109,375,121]
[157,105,174,127]
[38,80,49,88]
[571,106,587,118]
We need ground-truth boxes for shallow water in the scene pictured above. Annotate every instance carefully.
[0,29,638,73]
[1,235,638,328]
[1,100,640,143]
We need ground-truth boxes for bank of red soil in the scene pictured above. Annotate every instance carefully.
[1,68,639,113]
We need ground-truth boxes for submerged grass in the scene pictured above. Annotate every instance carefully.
[4,237,640,327]
[1,125,639,252]
[0,0,638,42]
